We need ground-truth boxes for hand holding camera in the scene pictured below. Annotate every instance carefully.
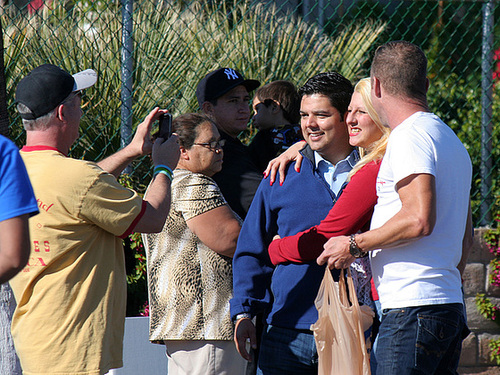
[157,113,173,140]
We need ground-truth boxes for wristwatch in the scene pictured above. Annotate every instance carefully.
[349,234,368,258]
[233,313,252,325]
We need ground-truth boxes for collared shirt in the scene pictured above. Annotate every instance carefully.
[315,149,358,196]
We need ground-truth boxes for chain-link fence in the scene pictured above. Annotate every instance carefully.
[1,0,498,227]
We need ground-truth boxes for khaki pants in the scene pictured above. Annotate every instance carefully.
[165,340,247,375]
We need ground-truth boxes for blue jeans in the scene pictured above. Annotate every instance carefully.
[370,299,383,375]
[257,325,317,375]
[374,303,466,375]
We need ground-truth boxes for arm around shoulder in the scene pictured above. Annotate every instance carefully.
[264,140,306,185]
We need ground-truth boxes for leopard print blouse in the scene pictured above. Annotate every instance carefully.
[143,169,236,341]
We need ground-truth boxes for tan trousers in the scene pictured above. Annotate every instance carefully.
[164,340,247,375]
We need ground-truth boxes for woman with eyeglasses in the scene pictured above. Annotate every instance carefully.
[142,113,246,375]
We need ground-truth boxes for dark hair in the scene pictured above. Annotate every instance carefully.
[298,72,353,116]
[371,40,428,101]
[173,113,217,149]
[255,80,301,124]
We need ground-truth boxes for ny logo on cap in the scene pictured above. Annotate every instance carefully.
[224,68,239,80]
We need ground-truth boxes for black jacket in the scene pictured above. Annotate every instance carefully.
[212,131,262,220]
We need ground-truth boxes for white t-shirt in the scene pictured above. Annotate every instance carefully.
[370,112,472,310]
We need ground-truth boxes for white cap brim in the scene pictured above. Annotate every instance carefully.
[72,69,97,91]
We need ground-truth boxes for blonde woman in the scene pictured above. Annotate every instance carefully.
[267,77,390,267]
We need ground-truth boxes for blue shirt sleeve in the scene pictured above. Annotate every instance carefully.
[0,136,38,222]
[230,178,276,319]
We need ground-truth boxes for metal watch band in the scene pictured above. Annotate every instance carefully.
[350,234,368,258]
[233,313,252,324]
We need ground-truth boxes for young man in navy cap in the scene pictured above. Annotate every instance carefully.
[196,68,261,219]
[10,64,180,375]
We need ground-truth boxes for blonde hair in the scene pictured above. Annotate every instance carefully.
[348,78,390,179]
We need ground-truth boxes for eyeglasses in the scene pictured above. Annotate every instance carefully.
[193,139,226,151]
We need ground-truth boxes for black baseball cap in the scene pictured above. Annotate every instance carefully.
[196,68,260,107]
[15,64,97,120]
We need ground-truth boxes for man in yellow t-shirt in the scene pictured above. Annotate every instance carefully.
[9,64,180,375]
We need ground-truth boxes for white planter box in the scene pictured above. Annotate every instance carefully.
[108,317,167,375]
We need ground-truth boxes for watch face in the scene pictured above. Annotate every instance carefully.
[349,239,363,258]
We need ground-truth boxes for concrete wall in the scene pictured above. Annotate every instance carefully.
[109,317,167,375]
[459,228,500,374]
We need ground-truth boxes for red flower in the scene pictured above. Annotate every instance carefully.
[28,0,45,14]
[493,47,500,82]
[139,302,149,317]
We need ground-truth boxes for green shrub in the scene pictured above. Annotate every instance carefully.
[3,0,386,163]
[427,75,500,223]
[476,213,500,365]
[2,0,385,316]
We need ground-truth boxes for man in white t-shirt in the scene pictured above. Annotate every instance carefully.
[317,41,473,374]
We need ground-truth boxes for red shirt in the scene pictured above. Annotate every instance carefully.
[268,160,381,265]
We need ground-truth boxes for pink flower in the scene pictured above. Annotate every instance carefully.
[139,302,150,317]
[28,0,44,15]
[494,48,500,82]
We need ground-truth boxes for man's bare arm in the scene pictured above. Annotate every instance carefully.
[356,173,436,251]
[318,173,436,269]
[132,134,180,233]
[98,108,166,177]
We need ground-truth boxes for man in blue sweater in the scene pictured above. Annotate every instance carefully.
[231,72,357,374]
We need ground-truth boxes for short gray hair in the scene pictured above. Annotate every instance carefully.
[17,91,80,131]
[18,103,57,131]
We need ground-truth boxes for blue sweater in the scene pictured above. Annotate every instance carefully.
[231,146,352,330]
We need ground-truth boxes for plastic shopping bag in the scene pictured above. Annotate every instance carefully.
[311,268,374,375]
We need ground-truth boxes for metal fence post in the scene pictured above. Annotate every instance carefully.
[302,0,311,22]
[318,0,325,30]
[121,0,134,168]
[480,0,494,226]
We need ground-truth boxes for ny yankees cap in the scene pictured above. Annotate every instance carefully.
[16,64,97,120]
[196,68,260,107]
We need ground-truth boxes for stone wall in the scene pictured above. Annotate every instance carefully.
[459,228,500,374]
